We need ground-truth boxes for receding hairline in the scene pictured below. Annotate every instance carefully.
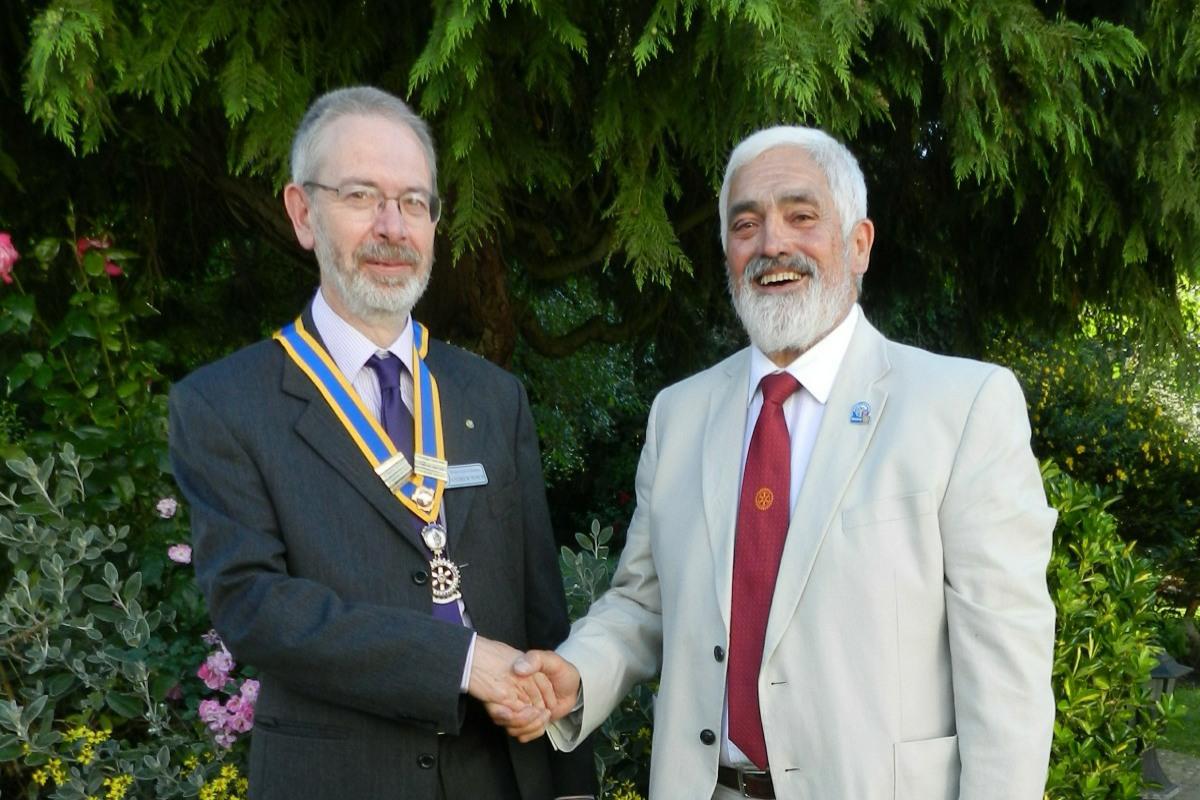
[305,113,435,186]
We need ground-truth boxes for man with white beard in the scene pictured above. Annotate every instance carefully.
[169,86,595,800]
[492,126,1057,800]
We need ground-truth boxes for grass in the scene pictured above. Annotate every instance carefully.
[1161,684,1200,756]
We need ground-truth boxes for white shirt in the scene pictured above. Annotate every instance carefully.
[722,304,861,765]
[311,289,477,691]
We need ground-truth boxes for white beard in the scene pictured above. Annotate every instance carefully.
[728,253,857,357]
[313,214,431,324]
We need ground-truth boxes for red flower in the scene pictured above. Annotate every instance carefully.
[0,232,17,285]
[103,259,124,277]
[75,235,112,260]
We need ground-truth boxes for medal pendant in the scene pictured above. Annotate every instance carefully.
[429,555,462,603]
[421,523,462,603]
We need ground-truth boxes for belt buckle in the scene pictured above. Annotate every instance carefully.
[737,767,770,798]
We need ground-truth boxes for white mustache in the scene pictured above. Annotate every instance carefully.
[743,255,818,283]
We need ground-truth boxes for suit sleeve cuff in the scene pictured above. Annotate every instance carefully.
[460,631,477,693]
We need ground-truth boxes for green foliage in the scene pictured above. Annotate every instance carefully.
[1042,461,1172,799]
[994,331,1200,612]
[560,520,653,799]
[0,447,249,798]
[10,0,1199,371]
[1162,685,1200,757]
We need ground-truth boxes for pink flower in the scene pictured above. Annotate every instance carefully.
[167,543,192,564]
[240,678,260,703]
[103,259,124,277]
[197,647,235,690]
[75,235,112,259]
[0,232,18,285]
[156,497,179,518]
[197,698,224,725]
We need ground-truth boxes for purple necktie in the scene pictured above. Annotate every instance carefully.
[366,354,463,625]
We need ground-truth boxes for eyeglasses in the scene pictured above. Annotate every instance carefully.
[303,182,442,224]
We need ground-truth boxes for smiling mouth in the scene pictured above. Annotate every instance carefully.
[757,270,806,287]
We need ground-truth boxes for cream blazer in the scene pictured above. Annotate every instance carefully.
[550,318,1056,800]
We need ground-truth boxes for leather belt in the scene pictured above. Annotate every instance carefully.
[717,765,775,798]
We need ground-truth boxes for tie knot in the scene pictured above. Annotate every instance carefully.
[367,353,404,391]
[759,372,800,406]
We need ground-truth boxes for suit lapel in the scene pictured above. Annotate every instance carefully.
[279,306,429,556]
[762,319,891,664]
[702,349,753,631]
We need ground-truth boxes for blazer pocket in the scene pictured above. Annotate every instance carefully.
[254,715,350,740]
[894,734,959,800]
[842,491,934,530]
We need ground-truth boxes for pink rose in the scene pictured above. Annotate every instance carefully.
[167,543,191,564]
[197,698,224,725]
[197,647,235,690]
[156,497,179,518]
[75,235,112,259]
[0,232,18,285]
[103,259,124,277]
[239,678,260,703]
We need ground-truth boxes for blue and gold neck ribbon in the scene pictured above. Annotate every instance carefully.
[274,317,447,523]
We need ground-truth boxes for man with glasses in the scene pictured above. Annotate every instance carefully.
[169,86,594,800]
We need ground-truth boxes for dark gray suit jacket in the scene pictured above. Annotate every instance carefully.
[169,313,594,799]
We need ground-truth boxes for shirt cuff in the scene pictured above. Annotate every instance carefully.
[459,631,477,693]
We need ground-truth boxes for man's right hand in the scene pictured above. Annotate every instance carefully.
[485,649,581,742]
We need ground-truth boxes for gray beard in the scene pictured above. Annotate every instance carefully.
[728,253,856,357]
[314,222,430,324]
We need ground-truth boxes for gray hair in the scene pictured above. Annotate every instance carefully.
[290,86,438,190]
[718,126,867,250]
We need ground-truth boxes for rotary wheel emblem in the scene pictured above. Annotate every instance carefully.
[754,487,774,511]
[430,556,462,603]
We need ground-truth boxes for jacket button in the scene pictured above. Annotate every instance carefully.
[714,646,725,662]
[417,752,436,769]
[700,729,716,745]
[412,570,429,585]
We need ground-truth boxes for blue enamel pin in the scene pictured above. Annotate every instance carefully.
[850,401,871,425]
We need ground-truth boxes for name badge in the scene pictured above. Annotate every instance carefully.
[446,463,488,489]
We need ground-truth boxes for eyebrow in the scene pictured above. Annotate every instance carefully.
[728,191,822,223]
[336,177,433,194]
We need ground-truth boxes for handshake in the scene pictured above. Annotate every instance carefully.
[468,637,581,742]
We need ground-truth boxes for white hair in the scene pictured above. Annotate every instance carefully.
[718,125,867,250]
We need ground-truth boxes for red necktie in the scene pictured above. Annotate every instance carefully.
[728,371,799,769]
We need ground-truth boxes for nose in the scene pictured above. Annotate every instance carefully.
[760,213,794,259]
[372,197,410,242]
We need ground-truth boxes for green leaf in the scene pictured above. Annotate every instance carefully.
[104,691,142,719]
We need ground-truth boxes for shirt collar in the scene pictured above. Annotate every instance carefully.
[747,303,861,406]
[311,288,414,380]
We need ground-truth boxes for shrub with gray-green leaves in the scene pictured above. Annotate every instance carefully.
[0,447,249,799]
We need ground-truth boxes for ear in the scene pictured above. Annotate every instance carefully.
[847,217,874,280]
[283,183,317,251]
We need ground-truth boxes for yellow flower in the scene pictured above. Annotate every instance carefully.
[1065,456,1074,470]
[1116,468,1128,481]
[1076,445,1086,455]
[103,774,134,800]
